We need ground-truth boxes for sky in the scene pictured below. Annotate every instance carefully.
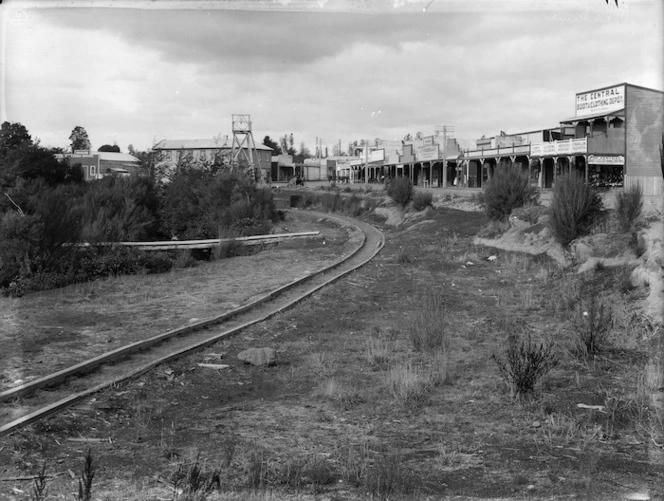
[1,0,662,154]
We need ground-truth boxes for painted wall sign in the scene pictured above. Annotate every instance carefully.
[575,85,625,118]
[417,145,440,161]
[588,155,624,165]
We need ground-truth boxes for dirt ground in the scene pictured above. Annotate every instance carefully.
[1,203,662,501]
[0,211,361,392]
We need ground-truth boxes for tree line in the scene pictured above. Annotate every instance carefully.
[0,121,279,296]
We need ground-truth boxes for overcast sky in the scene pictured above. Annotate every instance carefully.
[1,0,662,154]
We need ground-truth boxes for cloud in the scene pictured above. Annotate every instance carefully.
[2,0,661,153]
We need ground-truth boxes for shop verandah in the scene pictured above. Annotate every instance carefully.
[455,137,623,189]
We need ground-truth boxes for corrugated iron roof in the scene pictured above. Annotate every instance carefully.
[560,109,625,123]
[96,152,140,162]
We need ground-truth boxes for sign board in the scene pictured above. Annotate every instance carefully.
[417,145,440,162]
[400,145,416,163]
[575,85,625,118]
[74,150,91,155]
[369,149,385,163]
[588,155,624,165]
[530,138,587,156]
[423,136,435,146]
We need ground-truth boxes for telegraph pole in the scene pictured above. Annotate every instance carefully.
[436,125,454,188]
[365,140,369,187]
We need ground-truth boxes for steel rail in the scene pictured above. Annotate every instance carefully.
[0,213,384,437]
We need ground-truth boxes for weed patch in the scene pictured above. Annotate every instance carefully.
[616,183,644,233]
[412,190,433,211]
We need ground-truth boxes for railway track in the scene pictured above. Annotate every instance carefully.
[0,212,384,437]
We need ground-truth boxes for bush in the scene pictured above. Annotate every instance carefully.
[549,172,603,246]
[615,183,643,233]
[161,170,277,239]
[483,164,539,221]
[412,190,432,211]
[79,176,161,243]
[492,330,558,400]
[4,246,173,296]
[569,295,613,361]
[387,177,413,208]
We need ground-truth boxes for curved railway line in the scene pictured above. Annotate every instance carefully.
[0,212,384,437]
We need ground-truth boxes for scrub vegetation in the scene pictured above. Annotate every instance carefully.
[548,172,604,246]
[386,176,414,208]
[0,125,279,296]
[482,164,539,221]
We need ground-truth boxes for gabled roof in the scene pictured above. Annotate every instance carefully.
[153,138,273,151]
[96,152,140,162]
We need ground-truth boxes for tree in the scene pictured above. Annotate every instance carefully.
[293,141,312,163]
[127,144,136,155]
[262,136,281,154]
[0,121,32,160]
[98,144,121,153]
[69,126,91,152]
[8,146,83,185]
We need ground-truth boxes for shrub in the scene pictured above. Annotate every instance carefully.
[492,331,558,400]
[78,175,161,242]
[549,172,603,246]
[161,170,277,239]
[387,177,413,208]
[483,164,539,221]
[412,190,433,211]
[569,295,613,361]
[615,183,643,233]
[4,246,173,297]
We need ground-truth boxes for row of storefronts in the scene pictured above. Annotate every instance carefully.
[326,83,663,196]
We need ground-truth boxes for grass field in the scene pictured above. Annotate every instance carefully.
[1,204,662,501]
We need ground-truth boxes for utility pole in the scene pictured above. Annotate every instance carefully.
[365,140,369,187]
[436,125,454,188]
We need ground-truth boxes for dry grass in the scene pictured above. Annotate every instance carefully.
[3,207,662,500]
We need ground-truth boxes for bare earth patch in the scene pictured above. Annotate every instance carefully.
[0,210,362,391]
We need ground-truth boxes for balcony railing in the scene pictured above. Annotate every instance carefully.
[530,138,587,156]
[465,144,531,159]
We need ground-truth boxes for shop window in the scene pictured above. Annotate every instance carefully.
[588,164,623,188]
